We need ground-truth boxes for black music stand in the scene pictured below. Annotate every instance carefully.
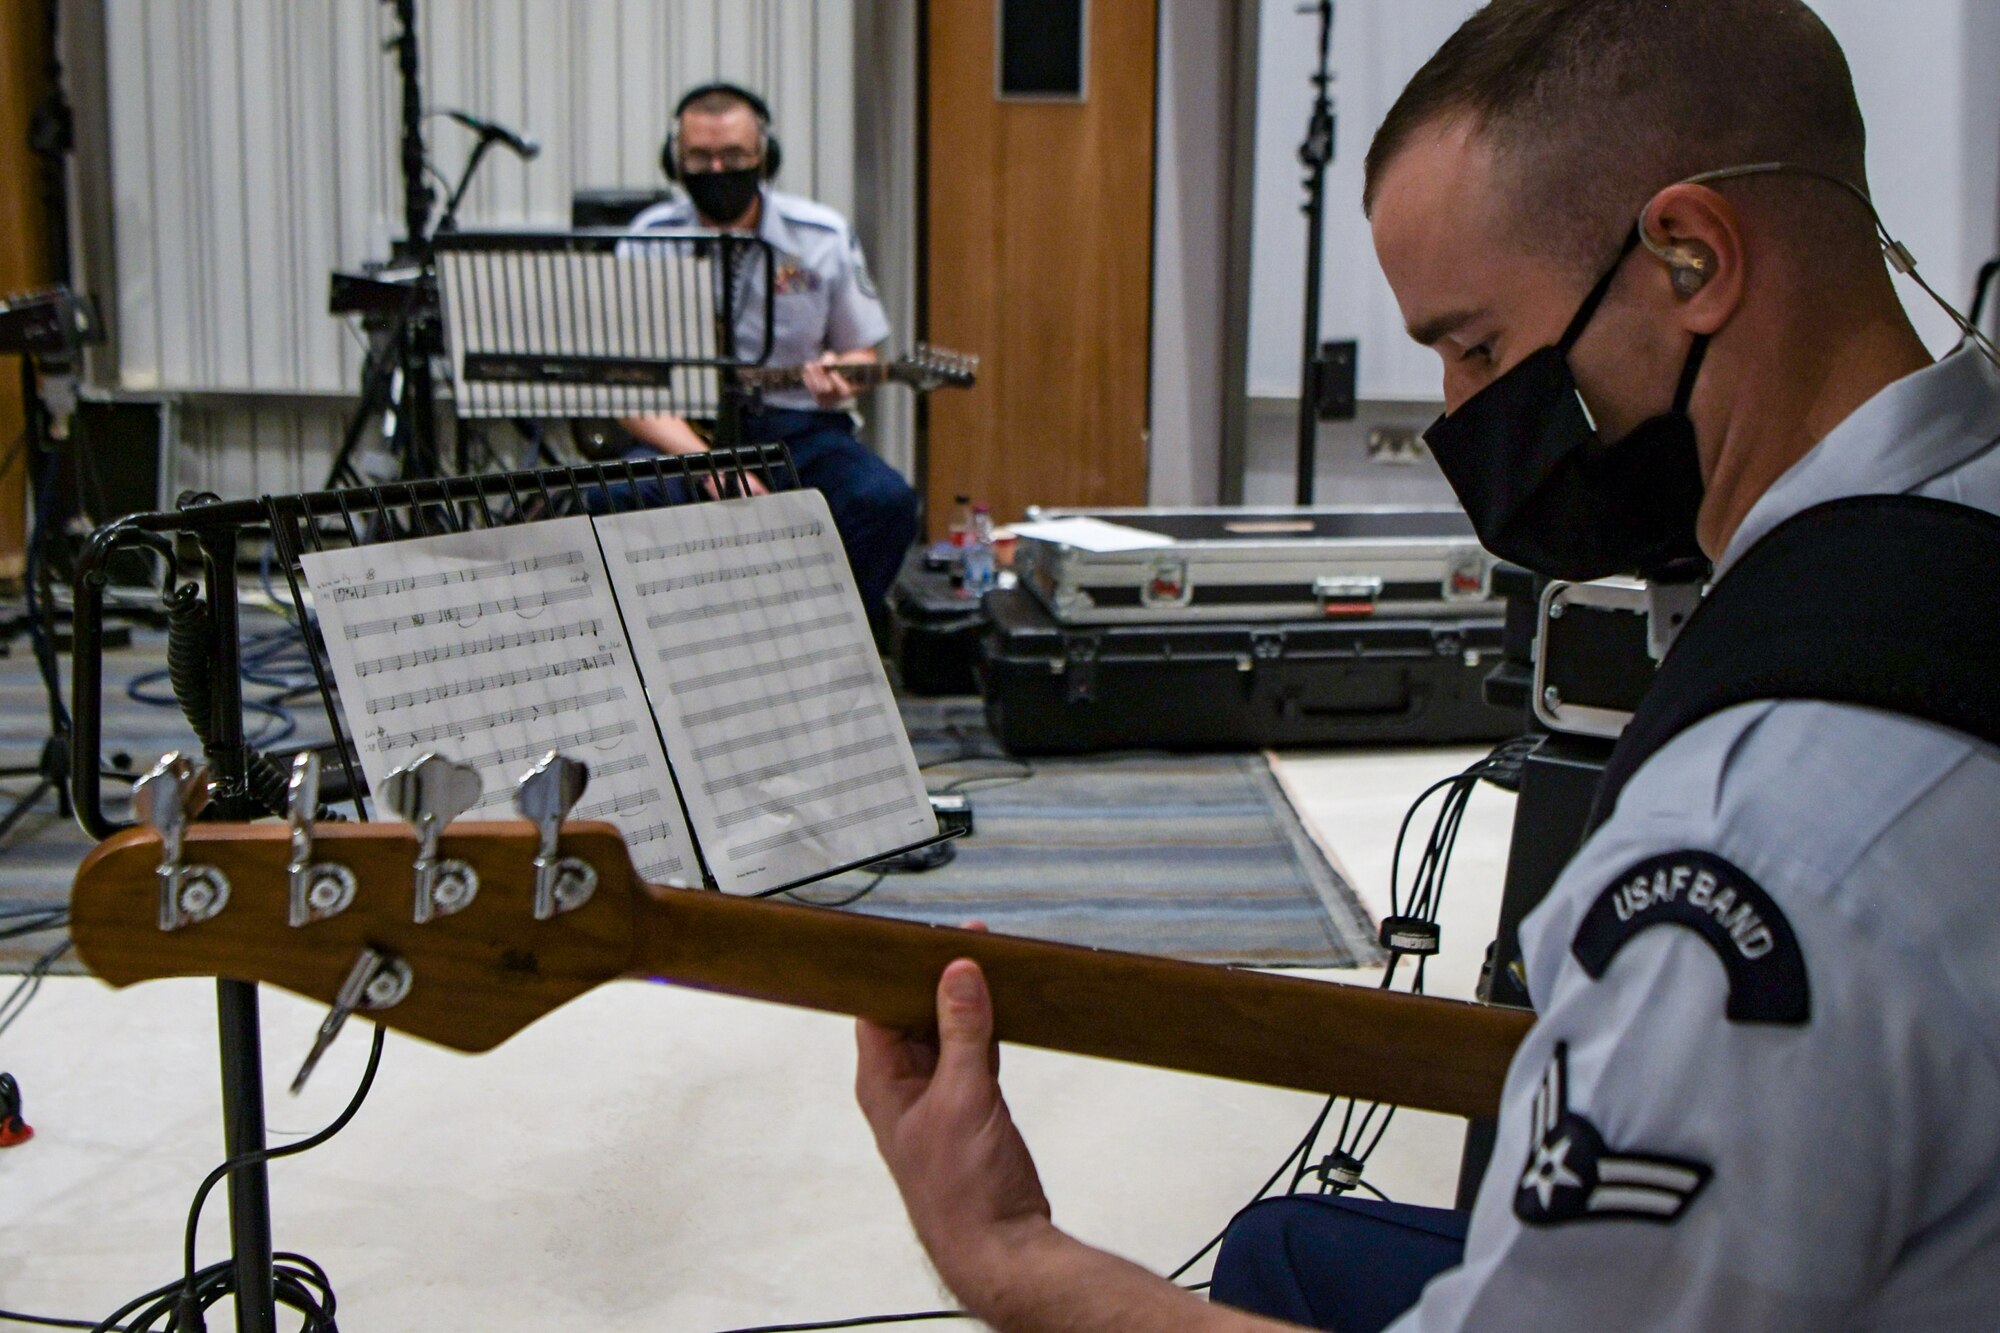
[67,451,950,1331]
[430,228,776,458]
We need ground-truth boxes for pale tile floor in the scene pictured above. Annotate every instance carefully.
[0,746,1515,1331]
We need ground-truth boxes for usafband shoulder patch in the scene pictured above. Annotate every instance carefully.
[1572,850,1808,1025]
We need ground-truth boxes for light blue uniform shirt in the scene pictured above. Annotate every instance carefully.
[1400,349,2000,1330]
[629,187,891,412]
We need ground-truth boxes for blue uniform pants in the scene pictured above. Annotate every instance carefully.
[1208,1195,1468,1332]
[616,407,917,613]
[747,407,918,614]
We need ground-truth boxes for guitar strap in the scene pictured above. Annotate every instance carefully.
[1587,494,2000,832]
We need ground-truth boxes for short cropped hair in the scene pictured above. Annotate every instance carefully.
[682,87,765,124]
[1363,0,1869,275]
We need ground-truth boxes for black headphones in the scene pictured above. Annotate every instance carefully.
[661,82,783,183]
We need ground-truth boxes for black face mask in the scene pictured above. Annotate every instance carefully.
[1423,231,1711,582]
[683,167,761,226]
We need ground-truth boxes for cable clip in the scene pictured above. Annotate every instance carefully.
[1312,1150,1364,1194]
[1378,915,1441,956]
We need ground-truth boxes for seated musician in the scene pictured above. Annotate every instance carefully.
[852,0,2000,1328]
[621,82,918,615]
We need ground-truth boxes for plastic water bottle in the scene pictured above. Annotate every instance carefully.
[963,502,997,595]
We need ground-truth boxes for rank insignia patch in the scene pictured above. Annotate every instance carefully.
[1514,1043,1712,1227]
[1571,849,1809,1025]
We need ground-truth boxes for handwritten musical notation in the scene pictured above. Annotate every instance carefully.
[355,618,606,677]
[366,651,620,715]
[341,582,593,640]
[326,551,585,602]
[594,490,934,895]
[301,516,702,887]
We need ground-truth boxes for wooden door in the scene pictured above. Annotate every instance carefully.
[924,0,1156,536]
[0,0,52,577]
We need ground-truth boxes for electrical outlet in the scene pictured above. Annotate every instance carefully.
[1366,426,1430,465]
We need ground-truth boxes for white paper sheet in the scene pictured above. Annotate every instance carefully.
[1008,516,1176,552]
[301,517,703,887]
[592,490,936,895]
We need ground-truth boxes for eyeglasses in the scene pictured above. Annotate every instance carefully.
[680,147,762,174]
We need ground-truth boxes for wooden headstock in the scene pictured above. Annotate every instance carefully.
[71,820,642,1052]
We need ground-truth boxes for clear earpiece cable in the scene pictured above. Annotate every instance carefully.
[1655,162,2000,369]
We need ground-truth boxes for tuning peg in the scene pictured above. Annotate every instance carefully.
[379,753,483,924]
[514,752,598,921]
[134,752,229,933]
[287,752,357,927]
[289,945,412,1096]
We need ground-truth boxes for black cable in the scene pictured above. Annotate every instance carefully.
[782,870,890,908]
[68,1025,385,1333]
[0,937,71,1044]
[1292,736,1533,1201]
[0,1309,136,1331]
[705,1311,967,1333]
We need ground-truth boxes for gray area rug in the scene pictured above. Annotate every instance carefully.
[0,628,1381,973]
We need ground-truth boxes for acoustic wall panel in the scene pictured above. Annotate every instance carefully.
[95,0,857,398]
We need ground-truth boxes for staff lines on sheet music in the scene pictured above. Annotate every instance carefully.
[620,521,824,565]
[354,618,606,677]
[468,752,652,811]
[635,551,837,598]
[670,644,862,696]
[365,651,620,715]
[343,582,594,640]
[576,789,653,821]
[657,611,859,664]
[639,858,689,882]
[703,733,901,796]
[628,819,688,848]
[725,796,922,862]
[463,720,641,772]
[644,583,845,629]
[677,671,877,729]
[384,686,626,750]
[689,701,888,763]
[327,551,585,602]
[713,765,911,831]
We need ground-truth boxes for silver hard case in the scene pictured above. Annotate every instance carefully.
[1016,506,1498,626]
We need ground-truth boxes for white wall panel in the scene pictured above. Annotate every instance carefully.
[1246,0,2000,403]
[100,0,858,397]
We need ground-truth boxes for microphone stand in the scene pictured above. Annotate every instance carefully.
[1294,0,1336,506]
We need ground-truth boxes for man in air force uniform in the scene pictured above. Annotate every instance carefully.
[844,2,2000,1329]
[624,82,918,614]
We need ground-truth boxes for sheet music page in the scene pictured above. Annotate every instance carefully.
[300,517,703,887]
[592,491,936,895]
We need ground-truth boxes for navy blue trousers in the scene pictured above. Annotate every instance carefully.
[1209,1196,1469,1332]
[616,407,917,613]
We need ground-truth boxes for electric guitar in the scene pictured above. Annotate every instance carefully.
[734,344,978,394]
[70,815,1530,1119]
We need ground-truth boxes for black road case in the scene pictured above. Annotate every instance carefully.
[889,556,988,696]
[980,588,1522,754]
